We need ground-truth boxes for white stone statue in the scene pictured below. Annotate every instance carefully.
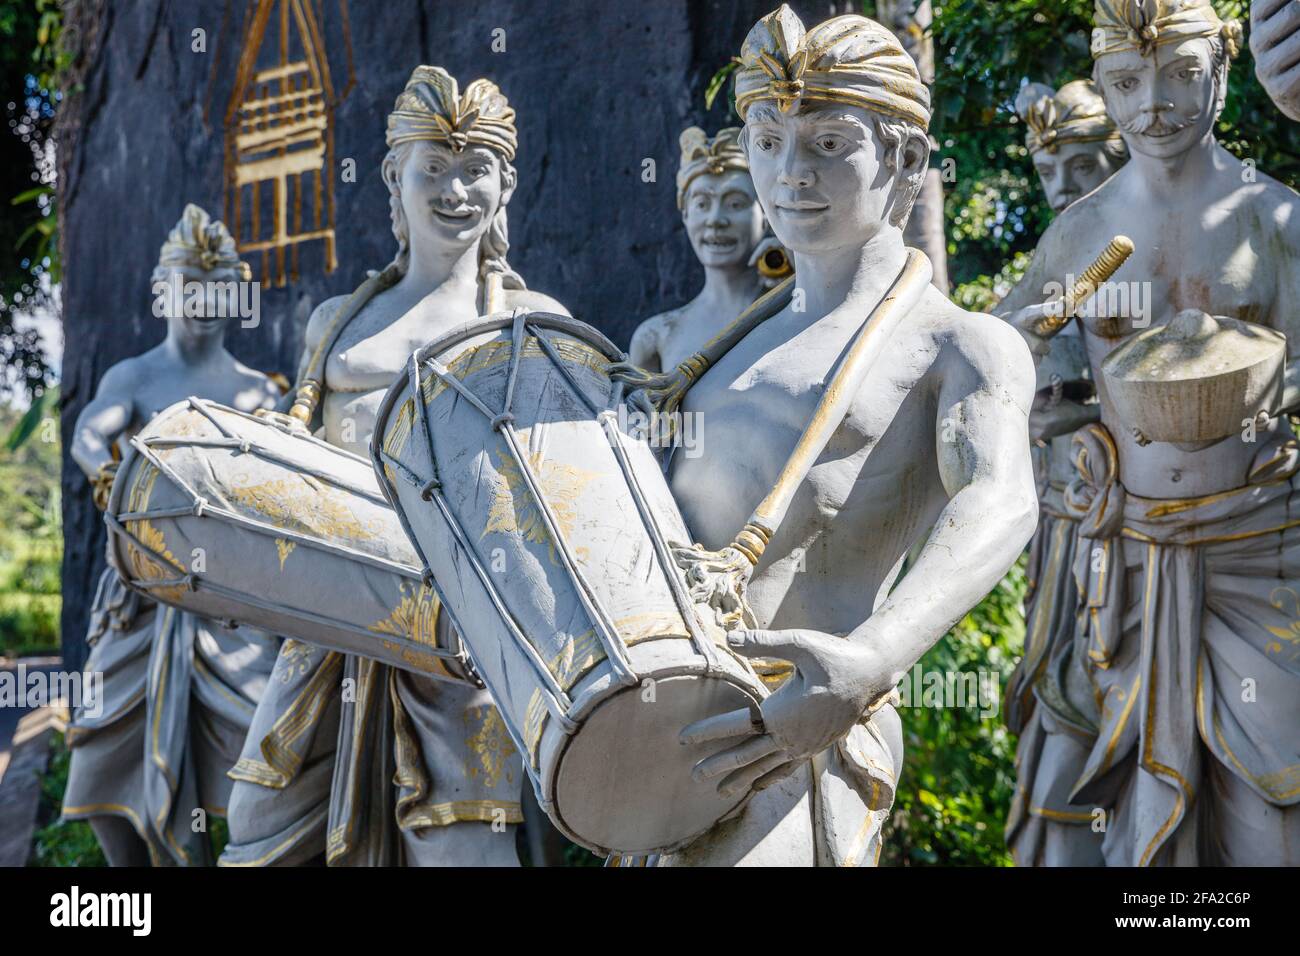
[628,127,783,373]
[612,5,1038,865]
[1252,0,1300,121]
[221,66,568,867]
[63,204,283,865]
[999,0,1300,865]
[1015,80,1129,214]
[1003,78,1127,861]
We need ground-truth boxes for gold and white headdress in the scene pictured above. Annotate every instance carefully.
[385,65,517,161]
[675,127,749,209]
[157,204,249,280]
[733,4,930,130]
[1091,0,1241,59]
[1015,80,1123,155]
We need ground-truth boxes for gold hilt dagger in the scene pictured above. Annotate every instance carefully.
[1029,235,1135,338]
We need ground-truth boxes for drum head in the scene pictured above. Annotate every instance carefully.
[553,673,759,855]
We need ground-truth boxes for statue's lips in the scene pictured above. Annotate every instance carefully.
[775,200,829,217]
[700,235,739,248]
[430,206,476,223]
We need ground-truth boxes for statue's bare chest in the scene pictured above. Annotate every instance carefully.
[325,294,479,393]
[1080,205,1274,340]
[671,313,940,553]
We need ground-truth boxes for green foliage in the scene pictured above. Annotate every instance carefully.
[881,560,1027,866]
[932,1,1300,289]
[1,0,61,400]
[0,395,62,657]
[29,732,107,867]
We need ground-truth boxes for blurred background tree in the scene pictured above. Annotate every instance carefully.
[1,0,62,402]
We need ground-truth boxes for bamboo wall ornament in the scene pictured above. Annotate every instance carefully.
[1029,235,1135,338]
[223,0,353,287]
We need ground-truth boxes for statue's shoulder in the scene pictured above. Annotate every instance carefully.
[94,351,148,395]
[927,289,1035,394]
[302,293,354,351]
[502,287,571,318]
[1236,167,1300,234]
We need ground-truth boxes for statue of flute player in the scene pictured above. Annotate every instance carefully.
[611,6,1038,865]
[628,126,786,375]
[999,0,1300,865]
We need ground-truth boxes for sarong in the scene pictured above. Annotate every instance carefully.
[1020,423,1300,865]
[63,567,278,865]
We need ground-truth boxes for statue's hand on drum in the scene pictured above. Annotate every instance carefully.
[91,459,120,512]
[681,626,893,798]
[605,357,694,424]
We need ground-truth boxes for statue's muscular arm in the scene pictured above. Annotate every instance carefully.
[1268,189,1300,414]
[682,315,1038,795]
[859,317,1039,685]
[71,358,140,479]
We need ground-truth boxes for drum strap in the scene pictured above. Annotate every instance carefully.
[726,248,933,566]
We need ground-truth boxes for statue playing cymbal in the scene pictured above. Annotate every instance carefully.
[999,0,1300,866]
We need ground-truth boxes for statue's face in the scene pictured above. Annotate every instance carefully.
[744,102,898,255]
[398,140,509,251]
[1096,37,1219,160]
[156,264,242,332]
[1033,141,1122,212]
[681,169,766,270]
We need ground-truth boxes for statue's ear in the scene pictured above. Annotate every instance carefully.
[498,160,518,207]
[899,132,928,181]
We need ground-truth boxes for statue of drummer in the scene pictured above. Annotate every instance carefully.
[1002,78,1127,863]
[616,6,1039,865]
[222,66,569,867]
[63,204,283,865]
[998,0,1300,865]
[628,127,786,374]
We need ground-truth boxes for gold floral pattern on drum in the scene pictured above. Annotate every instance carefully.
[369,580,440,646]
[123,464,187,603]
[481,448,598,562]
[463,705,517,789]
[418,337,610,408]
[227,476,377,566]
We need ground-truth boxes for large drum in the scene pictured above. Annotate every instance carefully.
[372,312,767,855]
[105,397,472,683]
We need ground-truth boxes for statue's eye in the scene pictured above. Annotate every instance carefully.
[815,135,844,153]
[467,164,489,178]
[1115,77,1138,93]
[754,135,777,152]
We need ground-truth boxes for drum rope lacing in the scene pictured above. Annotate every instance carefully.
[376,311,734,746]
[108,397,468,667]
